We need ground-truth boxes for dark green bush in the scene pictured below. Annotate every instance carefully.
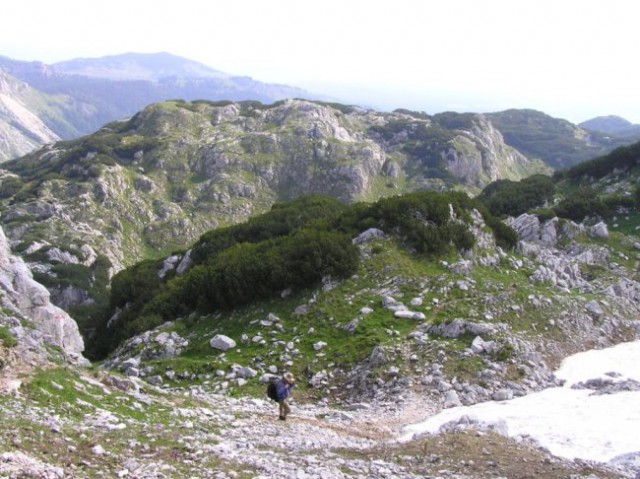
[554,188,611,222]
[0,176,24,199]
[477,174,555,217]
[563,141,640,181]
[191,195,347,264]
[110,259,164,310]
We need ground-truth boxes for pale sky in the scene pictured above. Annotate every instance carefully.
[2,0,639,123]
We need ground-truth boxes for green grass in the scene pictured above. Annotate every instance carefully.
[0,324,18,348]
[608,210,640,237]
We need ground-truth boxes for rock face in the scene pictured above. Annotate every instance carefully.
[0,225,84,354]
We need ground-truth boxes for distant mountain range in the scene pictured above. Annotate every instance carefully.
[52,51,231,81]
[579,115,640,137]
[1,51,640,166]
[0,52,328,160]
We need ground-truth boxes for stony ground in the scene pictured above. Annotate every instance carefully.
[0,367,630,479]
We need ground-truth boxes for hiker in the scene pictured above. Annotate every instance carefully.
[276,372,295,420]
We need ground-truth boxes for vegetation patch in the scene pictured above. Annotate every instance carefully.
[0,324,18,348]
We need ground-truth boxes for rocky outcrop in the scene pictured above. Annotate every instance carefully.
[443,115,536,187]
[0,225,84,355]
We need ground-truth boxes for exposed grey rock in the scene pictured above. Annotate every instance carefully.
[443,390,462,408]
[46,247,80,265]
[492,389,514,401]
[428,319,505,339]
[0,226,85,355]
[158,254,181,278]
[508,214,543,243]
[588,221,609,239]
[447,259,473,275]
[410,297,423,306]
[352,228,385,245]
[508,214,589,247]
[120,358,140,372]
[571,378,640,394]
[210,334,236,351]
[147,375,163,386]
[368,347,387,367]
[585,300,604,319]
[231,365,257,379]
[394,310,426,320]
[49,285,94,311]
[382,296,406,312]
[309,371,329,388]
[471,336,496,354]
[176,249,193,274]
[604,278,640,303]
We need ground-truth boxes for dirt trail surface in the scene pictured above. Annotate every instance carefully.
[0,372,629,479]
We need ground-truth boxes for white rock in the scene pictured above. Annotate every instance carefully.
[352,227,385,244]
[209,334,236,351]
[394,310,426,320]
[444,390,462,408]
[91,444,106,455]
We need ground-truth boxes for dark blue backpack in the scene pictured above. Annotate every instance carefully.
[266,379,279,401]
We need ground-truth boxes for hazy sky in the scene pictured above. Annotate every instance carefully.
[2,0,639,123]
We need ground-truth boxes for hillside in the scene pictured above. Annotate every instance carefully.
[0,99,549,320]
[2,183,637,477]
[0,70,61,159]
[0,137,639,477]
[485,109,633,168]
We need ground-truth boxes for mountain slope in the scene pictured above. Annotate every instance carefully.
[0,99,547,322]
[485,109,629,168]
[0,114,638,479]
[0,71,60,159]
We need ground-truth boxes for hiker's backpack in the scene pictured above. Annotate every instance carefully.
[266,379,279,401]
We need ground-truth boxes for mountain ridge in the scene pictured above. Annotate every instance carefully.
[0,53,329,160]
[53,51,231,81]
[2,52,640,167]
[580,114,640,138]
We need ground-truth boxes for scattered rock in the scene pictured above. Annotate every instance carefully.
[210,335,236,351]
